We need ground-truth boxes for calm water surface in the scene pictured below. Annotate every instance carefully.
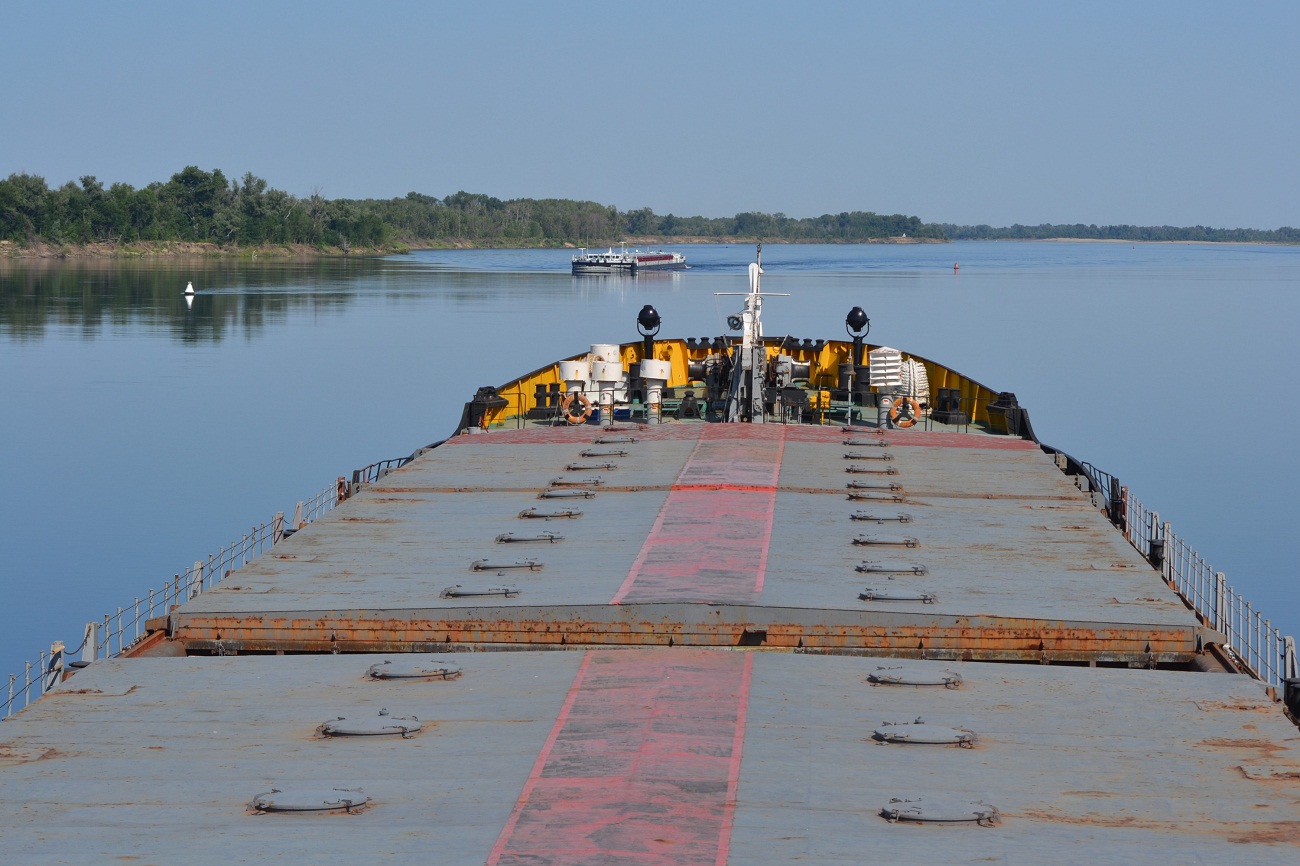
[2,242,1298,674]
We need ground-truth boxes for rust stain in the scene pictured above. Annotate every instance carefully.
[1194,701,1275,714]
[0,747,62,764]
[1018,808,1300,843]
[1020,809,1157,829]
[1200,739,1289,753]
[170,612,1198,663]
[1237,766,1300,781]
[1228,822,1300,845]
[44,685,140,697]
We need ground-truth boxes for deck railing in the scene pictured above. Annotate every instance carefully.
[348,451,425,492]
[1006,446,1295,700]
[9,444,1296,715]
[3,480,340,719]
[1120,486,1298,697]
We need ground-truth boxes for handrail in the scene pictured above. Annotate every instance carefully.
[1050,444,1296,697]
[1120,485,1297,698]
[344,443,438,498]
[5,441,442,719]
[3,478,340,719]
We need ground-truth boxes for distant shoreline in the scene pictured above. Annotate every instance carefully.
[1,235,1292,261]
[0,240,368,261]
[0,236,944,260]
[1010,237,1295,246]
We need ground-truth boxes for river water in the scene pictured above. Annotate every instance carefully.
[2,242,1297,676]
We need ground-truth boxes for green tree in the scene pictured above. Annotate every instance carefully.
[161,166,229,240]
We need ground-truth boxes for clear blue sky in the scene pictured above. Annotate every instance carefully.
[4,0,1296,228]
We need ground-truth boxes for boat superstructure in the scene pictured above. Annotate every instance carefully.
[3,248,1299,864]
[571,242,687,274]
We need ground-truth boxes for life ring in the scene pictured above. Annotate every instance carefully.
[561,392,593,425]
[889,396,921,428]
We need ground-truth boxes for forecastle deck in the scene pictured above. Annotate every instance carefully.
[161,423,1211,663]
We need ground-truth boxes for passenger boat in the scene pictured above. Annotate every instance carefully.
[3,247,1299,863]
[571,242,687,274]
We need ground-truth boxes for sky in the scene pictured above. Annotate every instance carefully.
[3,1,1298,228]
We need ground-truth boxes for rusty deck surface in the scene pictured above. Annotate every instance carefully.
[173,424,1208,661]
[2,651,1298,864]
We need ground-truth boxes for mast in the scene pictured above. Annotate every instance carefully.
[723,244,787,422]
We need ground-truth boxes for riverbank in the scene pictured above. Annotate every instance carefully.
[0,239,407,260]
[10,234,1286,260]
[0,235,951,259]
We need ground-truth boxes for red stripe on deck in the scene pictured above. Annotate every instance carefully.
[610,426,785,604]
[487,649,754,866]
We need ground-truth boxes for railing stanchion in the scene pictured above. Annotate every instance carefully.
[83,622,99,663]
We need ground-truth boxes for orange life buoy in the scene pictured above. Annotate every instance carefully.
[889,396,921,428]
[561,392,593,425]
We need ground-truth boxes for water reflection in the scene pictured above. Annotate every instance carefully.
[0,258,383,343]
[0,256,702,342]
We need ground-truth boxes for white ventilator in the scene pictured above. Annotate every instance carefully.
[592,359,624,413]
[590,344,626,403]
[640,358,671,407]
[868,347,903,389]
[900,358,930,403]
[558,359,591,394]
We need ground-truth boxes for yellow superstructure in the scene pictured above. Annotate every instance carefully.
[478,338,1000,430]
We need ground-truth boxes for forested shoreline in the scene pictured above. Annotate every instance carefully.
[1,167,1295,257]
[939,222,1300,243]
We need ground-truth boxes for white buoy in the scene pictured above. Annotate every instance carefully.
[184,281,195,295]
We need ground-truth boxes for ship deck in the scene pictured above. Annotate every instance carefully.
[4,418,1298,864]
[174,422,1208,662]
[3,651,1298,863]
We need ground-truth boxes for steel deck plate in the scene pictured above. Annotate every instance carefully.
[175,425,1199,657]
[2,652,1297,864]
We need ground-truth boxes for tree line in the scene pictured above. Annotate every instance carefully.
[0,167,940,250]
[0,168,385,250]
[2,167,1296,250]
[938,222,1300,243]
